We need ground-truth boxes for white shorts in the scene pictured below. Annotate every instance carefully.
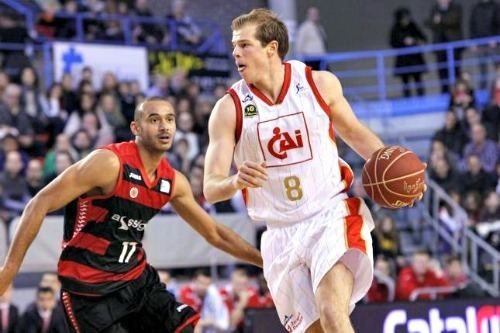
[261,196,375,333]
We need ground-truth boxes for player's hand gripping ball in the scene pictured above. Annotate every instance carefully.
[362,146,426,209]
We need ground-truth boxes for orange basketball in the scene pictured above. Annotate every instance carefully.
[362,146,426,209]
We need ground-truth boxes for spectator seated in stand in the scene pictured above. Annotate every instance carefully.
[372,215,401,261]
[0,84,35,153]
[0,151,30,216]
[20,67,49,152]
[178,270,229,333]
[480,191,500,223]
[428,139,459,170]
[462,191,483,225]
[131,0,165,45]
[18,287,68,333]
[432,111,467,156]
[429,157,461,194]
[481,76,500,141]
[219,268,262,332]
[462,124,498,174]
[0,14,32,79]
[43,150,74,187]
[167,0,202,48]
[444,255,485,298]
[0,133,29,172]
[248,273,274,309]
[449,79,475,111]
[367,256,396,303]
[396,249,450,301]
[0,283,19,333]
[460,155,496,198]
[26,158,44,197]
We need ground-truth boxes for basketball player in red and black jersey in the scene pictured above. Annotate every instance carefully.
[0,97,262,333]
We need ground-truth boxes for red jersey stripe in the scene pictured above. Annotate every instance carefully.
[86,205,108,223]
[344,198,367,253]
[67,232,110,256]
[305,66,330,117]
[340,162,354,192]
[174,314,200,333]
[305,66,337,142]
[228,89,243,144]
[58,259,146,284]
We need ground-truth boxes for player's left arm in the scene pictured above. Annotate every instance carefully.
[313,70,426,202]
[312,70,384,160]
[170,171,263,268]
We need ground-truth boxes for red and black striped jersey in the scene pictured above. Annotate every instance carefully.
[58,141,176,295]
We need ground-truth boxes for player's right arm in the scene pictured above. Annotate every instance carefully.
[0,149,120,294]
[203,94,267,204]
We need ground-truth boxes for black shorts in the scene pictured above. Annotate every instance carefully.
[60,266,199,333]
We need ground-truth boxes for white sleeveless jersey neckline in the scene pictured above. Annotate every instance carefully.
[228,60,353,226]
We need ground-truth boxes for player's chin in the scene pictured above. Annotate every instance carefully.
[157,141,172,151]
[240,71,252,83]
[149,139,171,152]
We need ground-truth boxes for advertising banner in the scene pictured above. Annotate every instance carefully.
[53,42,149,91]
[244,299,500,333]
[148,50,231,90]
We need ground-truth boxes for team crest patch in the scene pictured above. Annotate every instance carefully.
[244,104,258,117]
[129,187,139,198]
[257,112,313,168]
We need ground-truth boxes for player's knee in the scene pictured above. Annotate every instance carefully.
[318,305,349,332]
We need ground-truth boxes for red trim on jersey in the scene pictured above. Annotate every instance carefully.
[227,89,243,144]
[305,66,337,143]
[115,179,169,210]
[62,291,81,333]
[344,198,366,253]
[58,259,146,284]
[339,161,354,192]
[329,123,336,143]
[305,66,330,117]
[136,248,144,262]
[67,232,110,256]
[174,313,201,333]
[249,62,291,106]
[86,205,108,223]
[241,188,248,206]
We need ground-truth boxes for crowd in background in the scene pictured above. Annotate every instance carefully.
[388,0,500,96]
[0,269,274,333]
[0,0,499,331]
[33,0,203,48]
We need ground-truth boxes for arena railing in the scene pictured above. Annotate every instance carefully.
[0,0,226,54]
[423,179,500,297]
[409,286,457,301]
[300,35,500,102]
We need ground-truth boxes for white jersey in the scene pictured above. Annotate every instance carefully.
[229,60,354,226]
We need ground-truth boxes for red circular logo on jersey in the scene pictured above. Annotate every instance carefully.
[129,187,139,198]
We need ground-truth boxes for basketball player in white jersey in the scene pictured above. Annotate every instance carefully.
[204,9,423,333]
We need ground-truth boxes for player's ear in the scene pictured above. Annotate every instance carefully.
[267,40,278,57]
[130,121,140,136]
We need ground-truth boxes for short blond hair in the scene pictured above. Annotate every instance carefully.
[231,8,289,60]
